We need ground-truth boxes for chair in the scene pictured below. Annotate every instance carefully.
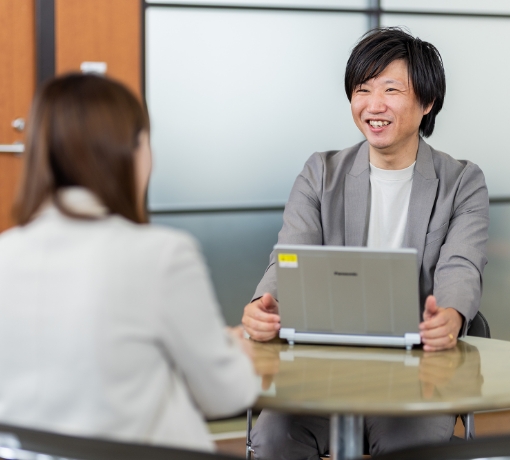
[245,311,491,458]
[0,422,239,460]
[246,408,255,459]
[369,434,510,460]
[462,310,491,440]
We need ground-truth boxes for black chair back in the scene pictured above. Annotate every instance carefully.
[467,311,491,339]
[369,434,510,460]
[0,422,238,460]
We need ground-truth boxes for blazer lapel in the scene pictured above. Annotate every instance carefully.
[345,142,370,246]
[403,138,439,268]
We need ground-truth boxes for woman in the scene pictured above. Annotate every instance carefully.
[0,74,258,451]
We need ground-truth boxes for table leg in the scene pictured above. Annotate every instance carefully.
[329,414,363,460]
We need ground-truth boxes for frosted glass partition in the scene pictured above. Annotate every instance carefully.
[146,7,365,210]
[382,14,510,197]
[382,0,510,14]
[151,211,284,325]
[148,0,369,8]
[480,204,510,341]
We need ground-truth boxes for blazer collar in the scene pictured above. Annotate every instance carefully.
[345,141,370,246]
[348,140,370,177]
[403,139,439,269]
[414,137,437,180]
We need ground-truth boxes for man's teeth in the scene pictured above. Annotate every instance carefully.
[369,120,390,127]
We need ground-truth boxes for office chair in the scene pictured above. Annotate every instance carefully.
[369,434,510,460]
[461,310,491,440]
[0,422,239,460]
[245,311,491,458]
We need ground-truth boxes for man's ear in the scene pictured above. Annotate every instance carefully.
[423,100,434,116]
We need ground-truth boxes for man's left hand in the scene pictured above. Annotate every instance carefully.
[419,295,463,352]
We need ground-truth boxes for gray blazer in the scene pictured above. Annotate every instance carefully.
[253,138,489,334]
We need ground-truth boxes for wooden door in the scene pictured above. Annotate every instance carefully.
[0,0,36,232]
[55,0,141,96]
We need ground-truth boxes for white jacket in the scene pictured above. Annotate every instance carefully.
[0,188,258,451]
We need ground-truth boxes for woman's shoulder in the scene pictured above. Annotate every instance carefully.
[109,216,201,260]
[117,217,196,245]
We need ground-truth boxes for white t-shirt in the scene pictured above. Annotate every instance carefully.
[367,161,415,249]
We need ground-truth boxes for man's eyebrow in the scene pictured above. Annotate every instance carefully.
[383,79,406,85]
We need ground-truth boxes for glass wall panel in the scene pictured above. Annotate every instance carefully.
[480,203,510,341]
[382,14,510,197]
[383,0,510,14]
[151,211,284,325]
[148,0,369,9]
[146,7,365,210]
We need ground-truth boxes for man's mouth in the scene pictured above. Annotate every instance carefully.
[368,120,391,128]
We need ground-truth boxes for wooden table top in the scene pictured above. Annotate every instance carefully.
[252,337,510,416]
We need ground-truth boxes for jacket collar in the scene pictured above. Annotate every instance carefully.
[402,138,439,270]
[345,141,370,246]
[348,140,370,177]
[414,137,437,180]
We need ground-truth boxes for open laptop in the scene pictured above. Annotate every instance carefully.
[275,244,421,350]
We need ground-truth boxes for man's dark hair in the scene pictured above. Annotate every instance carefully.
[345,27,446,138]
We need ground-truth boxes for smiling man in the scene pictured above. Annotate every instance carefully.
[242,28,489,458]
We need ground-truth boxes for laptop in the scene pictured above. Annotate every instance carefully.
[275,244,421,350]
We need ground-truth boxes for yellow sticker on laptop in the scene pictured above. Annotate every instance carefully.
[278,253,298,268]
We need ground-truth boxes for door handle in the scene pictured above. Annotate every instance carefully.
[0,144,24,154]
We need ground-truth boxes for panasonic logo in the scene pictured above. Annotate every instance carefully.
[334,272,358,276]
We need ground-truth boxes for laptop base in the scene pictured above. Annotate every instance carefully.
[280,328,421,350]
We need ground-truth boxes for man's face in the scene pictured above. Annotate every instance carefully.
[350,59,432,155]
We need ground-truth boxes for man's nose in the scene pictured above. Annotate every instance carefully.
[366,93,386,113]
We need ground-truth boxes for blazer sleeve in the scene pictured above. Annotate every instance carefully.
[155,233,259,418]
[433,163,489,335]
[252,153,325,301]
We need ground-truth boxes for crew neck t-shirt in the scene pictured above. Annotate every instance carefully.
[367,162,416,249]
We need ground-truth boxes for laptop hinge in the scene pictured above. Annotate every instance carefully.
[280,329,421,350]
[404,333,421,350]
[279,328,296,345]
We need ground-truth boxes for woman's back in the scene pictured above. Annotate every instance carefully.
[0,188,258,450]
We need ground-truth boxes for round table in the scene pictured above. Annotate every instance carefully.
[251,337,510,459]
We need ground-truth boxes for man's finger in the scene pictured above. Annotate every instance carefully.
[422,335,456,351]
[242,315,280,333]
[245,327,279,342]
[244,300,280,323]
[249,308,280,323]
[260,293,279,313]
[420,325,450,340]
[423,295,439,320]
[420,309,448,330]
[241,294,281,342]
[423,341,456,352]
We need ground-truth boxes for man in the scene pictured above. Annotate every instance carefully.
[242,27,489,458]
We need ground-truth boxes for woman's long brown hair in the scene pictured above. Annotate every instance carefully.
[14,73,150,225]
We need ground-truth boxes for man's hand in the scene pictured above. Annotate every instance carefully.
[242,293,280,342]
[419,295,463,352]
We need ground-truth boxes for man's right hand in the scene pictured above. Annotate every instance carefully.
[242,293,281,342]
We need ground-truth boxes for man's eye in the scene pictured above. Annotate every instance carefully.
[356,88,369,93]
[386,88,397,92]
